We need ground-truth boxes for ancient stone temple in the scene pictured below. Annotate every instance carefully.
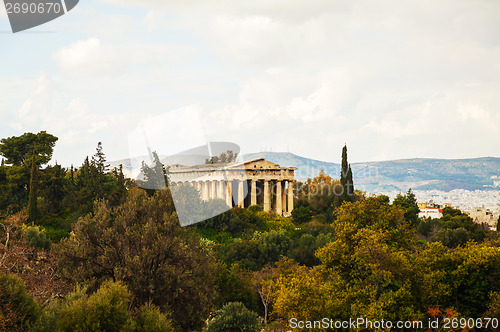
[168,158,296,216]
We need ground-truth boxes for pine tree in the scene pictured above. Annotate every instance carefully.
[111,164,127,205]
[0,131,58,222]
[139,151,169,194]
[393,188,420,227]
[42,164,67,214]
[76,157,93,210]
[92,142,109,174]
[76,143,127,211]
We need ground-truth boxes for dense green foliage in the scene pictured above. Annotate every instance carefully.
[206,302,259,332]
[24,227,51,250]
[393,188,420,227]
[0,137,129,240]
[0,131,58,222]
[55,189,217,331]
[2,133,500,331]
[417,206,489,248]
[33,281,174,332]
[0,273,40,331]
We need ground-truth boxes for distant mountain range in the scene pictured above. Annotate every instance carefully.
[244,152,500,192]
[109,152,500,193]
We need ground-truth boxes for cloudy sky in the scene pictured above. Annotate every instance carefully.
[1,0,499,167]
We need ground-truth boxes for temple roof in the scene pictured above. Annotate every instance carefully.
[168,158,296,173]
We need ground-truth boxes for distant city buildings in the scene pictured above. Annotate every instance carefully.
[418,207,443,219]
[383,189,500,228]
[467,206,498,230]
[384,189,500,213]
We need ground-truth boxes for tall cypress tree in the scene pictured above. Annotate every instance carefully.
[70,164,74,184]
[28,156,39,223]
[346,164,354,197]
[340,144,354,203]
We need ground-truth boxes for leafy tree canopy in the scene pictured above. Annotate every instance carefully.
[55,188,217,331]
[0,131,58,168]
[393,188,420,227]
[206,302,259,332]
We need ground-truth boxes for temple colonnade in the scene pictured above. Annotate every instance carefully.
[168,158,295,216]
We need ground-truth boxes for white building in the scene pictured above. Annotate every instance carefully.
[418,207,443,219]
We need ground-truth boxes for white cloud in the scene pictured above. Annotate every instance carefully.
[15,72,58,130]
[143,10,164,32]
[52,37,194,77]
[99,0,352,23]
[9,73,137,164]
[3,0,500,165]
[52,38,125,77]
[457,103,491,122]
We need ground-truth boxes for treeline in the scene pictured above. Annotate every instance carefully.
[1,132,500,331]
[0,133,132,242]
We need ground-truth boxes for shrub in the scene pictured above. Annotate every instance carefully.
[206,302,259,332]
[247,205,262,213]
[257,230,292,263]
[34,281,132,332]
[0,273,40,331]
[291,205,312,224]
[133,303,174,332]
[24,227,51,250]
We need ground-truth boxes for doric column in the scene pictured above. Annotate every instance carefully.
[226,181,233,207]
[203,181,209,201]
[238,180,245,208]
[264,180,271,212]
[197,182,202,197]
[282,181,287,213]
[251,179,257,206]
[276,181,282,215]
[287,180,294,213]
[218,180,225,200]
[210,180,217,199]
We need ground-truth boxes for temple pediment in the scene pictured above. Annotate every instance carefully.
[227,158,282,170]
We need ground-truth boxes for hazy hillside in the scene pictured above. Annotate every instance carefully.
[244,152,500,192]
[110,151,500,193]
